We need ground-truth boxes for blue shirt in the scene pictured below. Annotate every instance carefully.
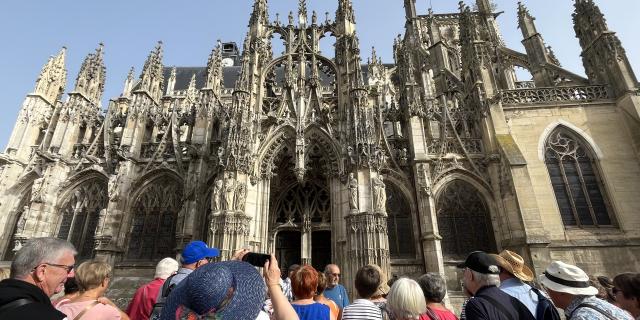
[499,278,538,317]
[292,302,330,320]
[566,295,633,320]
[324,284,350,309]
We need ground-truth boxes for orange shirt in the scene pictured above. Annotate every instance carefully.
[319,299,340,320]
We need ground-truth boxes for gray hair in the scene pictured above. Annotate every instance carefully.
[155,257,179,279]
[417,272,447,303]
[10,237,77,279]
[386,278,427,320]
[471,270,500,287]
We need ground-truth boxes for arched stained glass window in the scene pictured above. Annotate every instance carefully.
[386,184,416,259]
[57,180,108,260]
[127,177,183,260]
[436,180,496,259]
[545,128,612,227]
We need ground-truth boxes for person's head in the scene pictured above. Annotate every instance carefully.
[368,264,389,298]
[324,264,341,288]
[353,265,382,299]
[457,251,500,295]
[63,277,79,295]
[613,273,640,317]
[590,275,615,303]
[417,272,448,303]
[292,265,319,300]
[10,237,76,297]
[288,264,301,279]
[162,260,266,319]
[386,278,426,320]
[316,272,328,296]
[155,257,179,279]
[75,261,112,296]
[180,241,220,269]
[539,261,598,309]
[492,250,534,283]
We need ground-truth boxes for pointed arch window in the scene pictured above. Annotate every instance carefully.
[545,128,612,227]
[126,177,183,260]
[436,180,496,259]
[386,184,416,259]
[57,180,108,260]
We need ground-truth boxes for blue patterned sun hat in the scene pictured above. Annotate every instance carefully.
[161,260,266,320]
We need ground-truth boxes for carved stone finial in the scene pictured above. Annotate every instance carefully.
[73,43,106,104]
[34,47,67,104]
[138,41,165,101]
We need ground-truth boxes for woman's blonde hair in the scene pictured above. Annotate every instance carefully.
[75,260,112,291]
[386,278,427,320]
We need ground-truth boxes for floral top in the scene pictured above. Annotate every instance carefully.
[566,295,633,320]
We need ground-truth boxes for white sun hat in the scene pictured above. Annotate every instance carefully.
[539,261,598,296]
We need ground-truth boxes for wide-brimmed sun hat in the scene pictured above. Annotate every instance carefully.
[491,250,534,282]
[539,261,598,296]
[160,260,266,320]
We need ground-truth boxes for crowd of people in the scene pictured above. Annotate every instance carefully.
[0,237,638,320]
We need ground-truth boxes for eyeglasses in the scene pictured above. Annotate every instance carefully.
[327,273,340,277]
[43,263,75,274]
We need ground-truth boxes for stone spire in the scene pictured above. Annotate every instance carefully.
[517,2,538,38]
[138,41,164,102]
[249,0,269,36]
[518,2,557,86]
[573,0,638,95]
[404,0,417,20]
[573,0,608,48]
[205,41,223,93]
[73,43,106,105]
[34,47,67,105]
[336,0,356,36]
[122,67,135,97]
[298,0,307,27]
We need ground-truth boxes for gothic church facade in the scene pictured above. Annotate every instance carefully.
[1,0,639,300]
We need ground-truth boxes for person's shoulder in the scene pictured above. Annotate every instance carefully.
[5,302,66,319]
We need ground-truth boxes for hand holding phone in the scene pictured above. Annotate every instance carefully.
[242,252,271,267]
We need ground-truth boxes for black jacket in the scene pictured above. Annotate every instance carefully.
[0,278,67,320]
[465,285,536,320]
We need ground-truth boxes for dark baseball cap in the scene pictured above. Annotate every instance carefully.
[457,251,501,275]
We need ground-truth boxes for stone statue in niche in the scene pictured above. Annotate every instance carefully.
[31,177,45,203]
[108,173,120,202]
[348,173,359,212]
[211,179,223,213]
[16,206,29,234]
[224,174,236,210]
[235,183,247,212]
[372,175,387,215]
[96,209,107,235]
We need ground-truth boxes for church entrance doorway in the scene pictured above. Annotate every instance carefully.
[276,230,302,276]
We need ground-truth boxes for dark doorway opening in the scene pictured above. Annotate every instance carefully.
[312,230,331,272]
[276,230,301,278]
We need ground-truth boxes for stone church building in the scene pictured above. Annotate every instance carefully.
[0,0,639,302]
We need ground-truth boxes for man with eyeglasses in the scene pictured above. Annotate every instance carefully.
[324,264,350,310]
[0,237,77,319]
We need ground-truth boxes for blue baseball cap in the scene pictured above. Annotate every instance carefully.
[181,241,220,265]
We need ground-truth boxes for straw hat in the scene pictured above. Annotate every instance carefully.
[492,250,534,282]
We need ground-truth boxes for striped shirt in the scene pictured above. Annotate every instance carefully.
[342,299,383,320]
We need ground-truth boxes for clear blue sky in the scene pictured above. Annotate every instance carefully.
[0,0,638,150]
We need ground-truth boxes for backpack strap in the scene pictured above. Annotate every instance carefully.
[476,294,516,320]
[424,307,441,320]
[0,298,33,316]
[571,303,616,320]
[75,300,100,320]
[161,274,177,298]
